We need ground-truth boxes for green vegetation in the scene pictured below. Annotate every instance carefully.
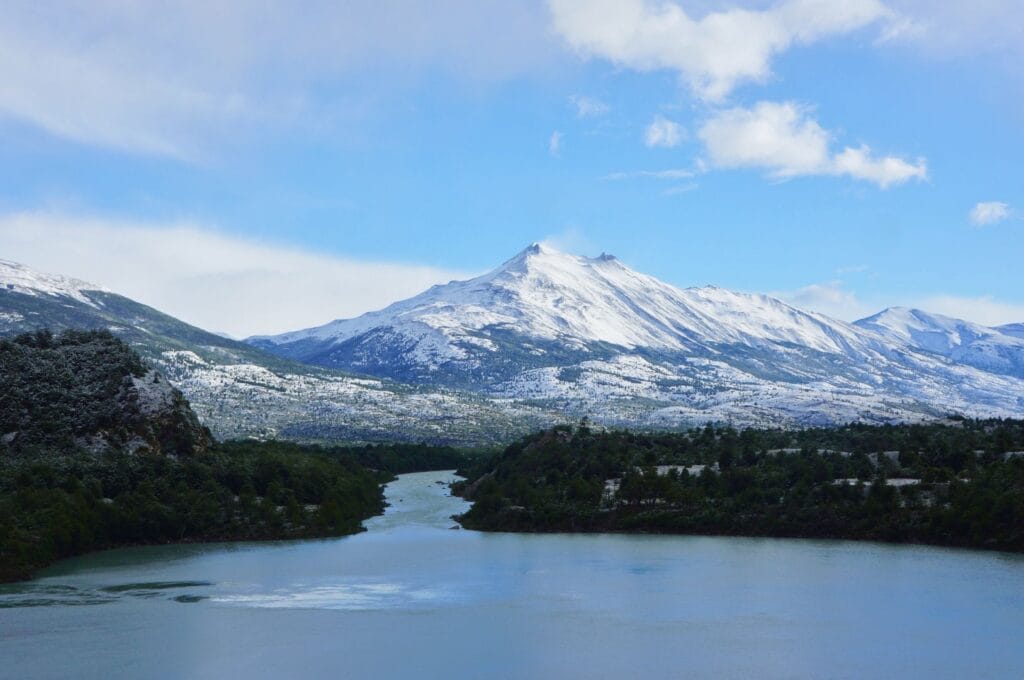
[0,444,385,582]
[217,439,489,476]
[0,330,387,582]
[455,420,1024,552]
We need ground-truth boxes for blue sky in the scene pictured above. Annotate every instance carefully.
[0,1,1021,336]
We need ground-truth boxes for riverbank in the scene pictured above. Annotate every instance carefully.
[452,423,1024,554]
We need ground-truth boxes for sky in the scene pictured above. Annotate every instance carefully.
[0,0,1022,337]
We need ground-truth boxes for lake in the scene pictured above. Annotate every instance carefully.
[2,470,1024,679]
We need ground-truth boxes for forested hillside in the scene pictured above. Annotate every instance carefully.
[455,421,1024,552]
[0,330,386,582]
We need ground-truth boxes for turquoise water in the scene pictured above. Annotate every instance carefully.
[2,470,1024,679]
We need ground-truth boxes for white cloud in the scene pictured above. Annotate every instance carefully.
[883,1,1024,58]
[549,130,563,156]
[969,201,1011,226]
[698,101,927,188]
[663,182,699,196]
[831,145,927,188]
[548,0,894,101]
[915,295,1024,327]
[773,280,875,321]
[570,95,610,117]
[0,2,559,158]
[0,212,471,337]
[774,279,1024,327]
[541,226,595,254]
[644,115,685,148]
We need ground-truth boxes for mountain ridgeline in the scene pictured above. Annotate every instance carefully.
[4,248,1024,441]
[251,243,1024,429]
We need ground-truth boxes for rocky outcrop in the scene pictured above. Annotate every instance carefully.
[0,329,211,458]
[116,370,212,456]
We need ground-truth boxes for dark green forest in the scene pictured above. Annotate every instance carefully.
[217,439,484,476]
[455,421,1024,552]
[0,331,383,581]
[0,444,387,582]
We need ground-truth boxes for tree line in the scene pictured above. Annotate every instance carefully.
[454,420,1024,552]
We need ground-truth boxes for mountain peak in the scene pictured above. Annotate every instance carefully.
[258,241,880,358]
[503,242,625,269]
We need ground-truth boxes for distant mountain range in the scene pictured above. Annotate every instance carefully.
[3,247,1023,442]
[0,258,552,445]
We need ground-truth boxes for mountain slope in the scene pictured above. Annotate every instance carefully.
[855,307,1024,378]
[0,259,552,444]
[253,244,1024,426]
[251,244,883,382]
[998,323,1024,340]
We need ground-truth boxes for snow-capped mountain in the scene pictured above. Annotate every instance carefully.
[0,258,551,444]
[5,251,1022,438]
[855,307,1024,378]
[253,243,874,361]
[252,244,1024,425]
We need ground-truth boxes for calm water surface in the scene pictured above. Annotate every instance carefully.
[2,470,1024,679]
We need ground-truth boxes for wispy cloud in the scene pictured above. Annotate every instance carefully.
[915,294,1024,327]
[602,169,695,181]
[699,101,927,188]
[969,201,1012,227]
[549,130,563,156]
[883,1,1024,58]
[772,280,875,321]
[663,183,699,196]
[774,279,1024,326]
[570,94,609,118]
[540,226,595,254]
[644,115,685,148]
[0,212,471,337]
[0,2,560,159]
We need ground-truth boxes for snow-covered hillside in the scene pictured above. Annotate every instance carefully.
[4,251,1022,438]
[998,323,1024,340]
[253,243,1024,425]
[0,258,553,444]
[855,307,1024,377]
[0,258,108,307]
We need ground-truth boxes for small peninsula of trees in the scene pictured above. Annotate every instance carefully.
[454,420,1024,552]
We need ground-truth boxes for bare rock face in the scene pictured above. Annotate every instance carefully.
[117,370,212,456]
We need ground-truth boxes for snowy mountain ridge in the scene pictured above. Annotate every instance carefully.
[0,258,109,308]
[3,250,1023,435]
[253,243,882,359]
[855,307,1024,378]
[251,244,1024,425]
